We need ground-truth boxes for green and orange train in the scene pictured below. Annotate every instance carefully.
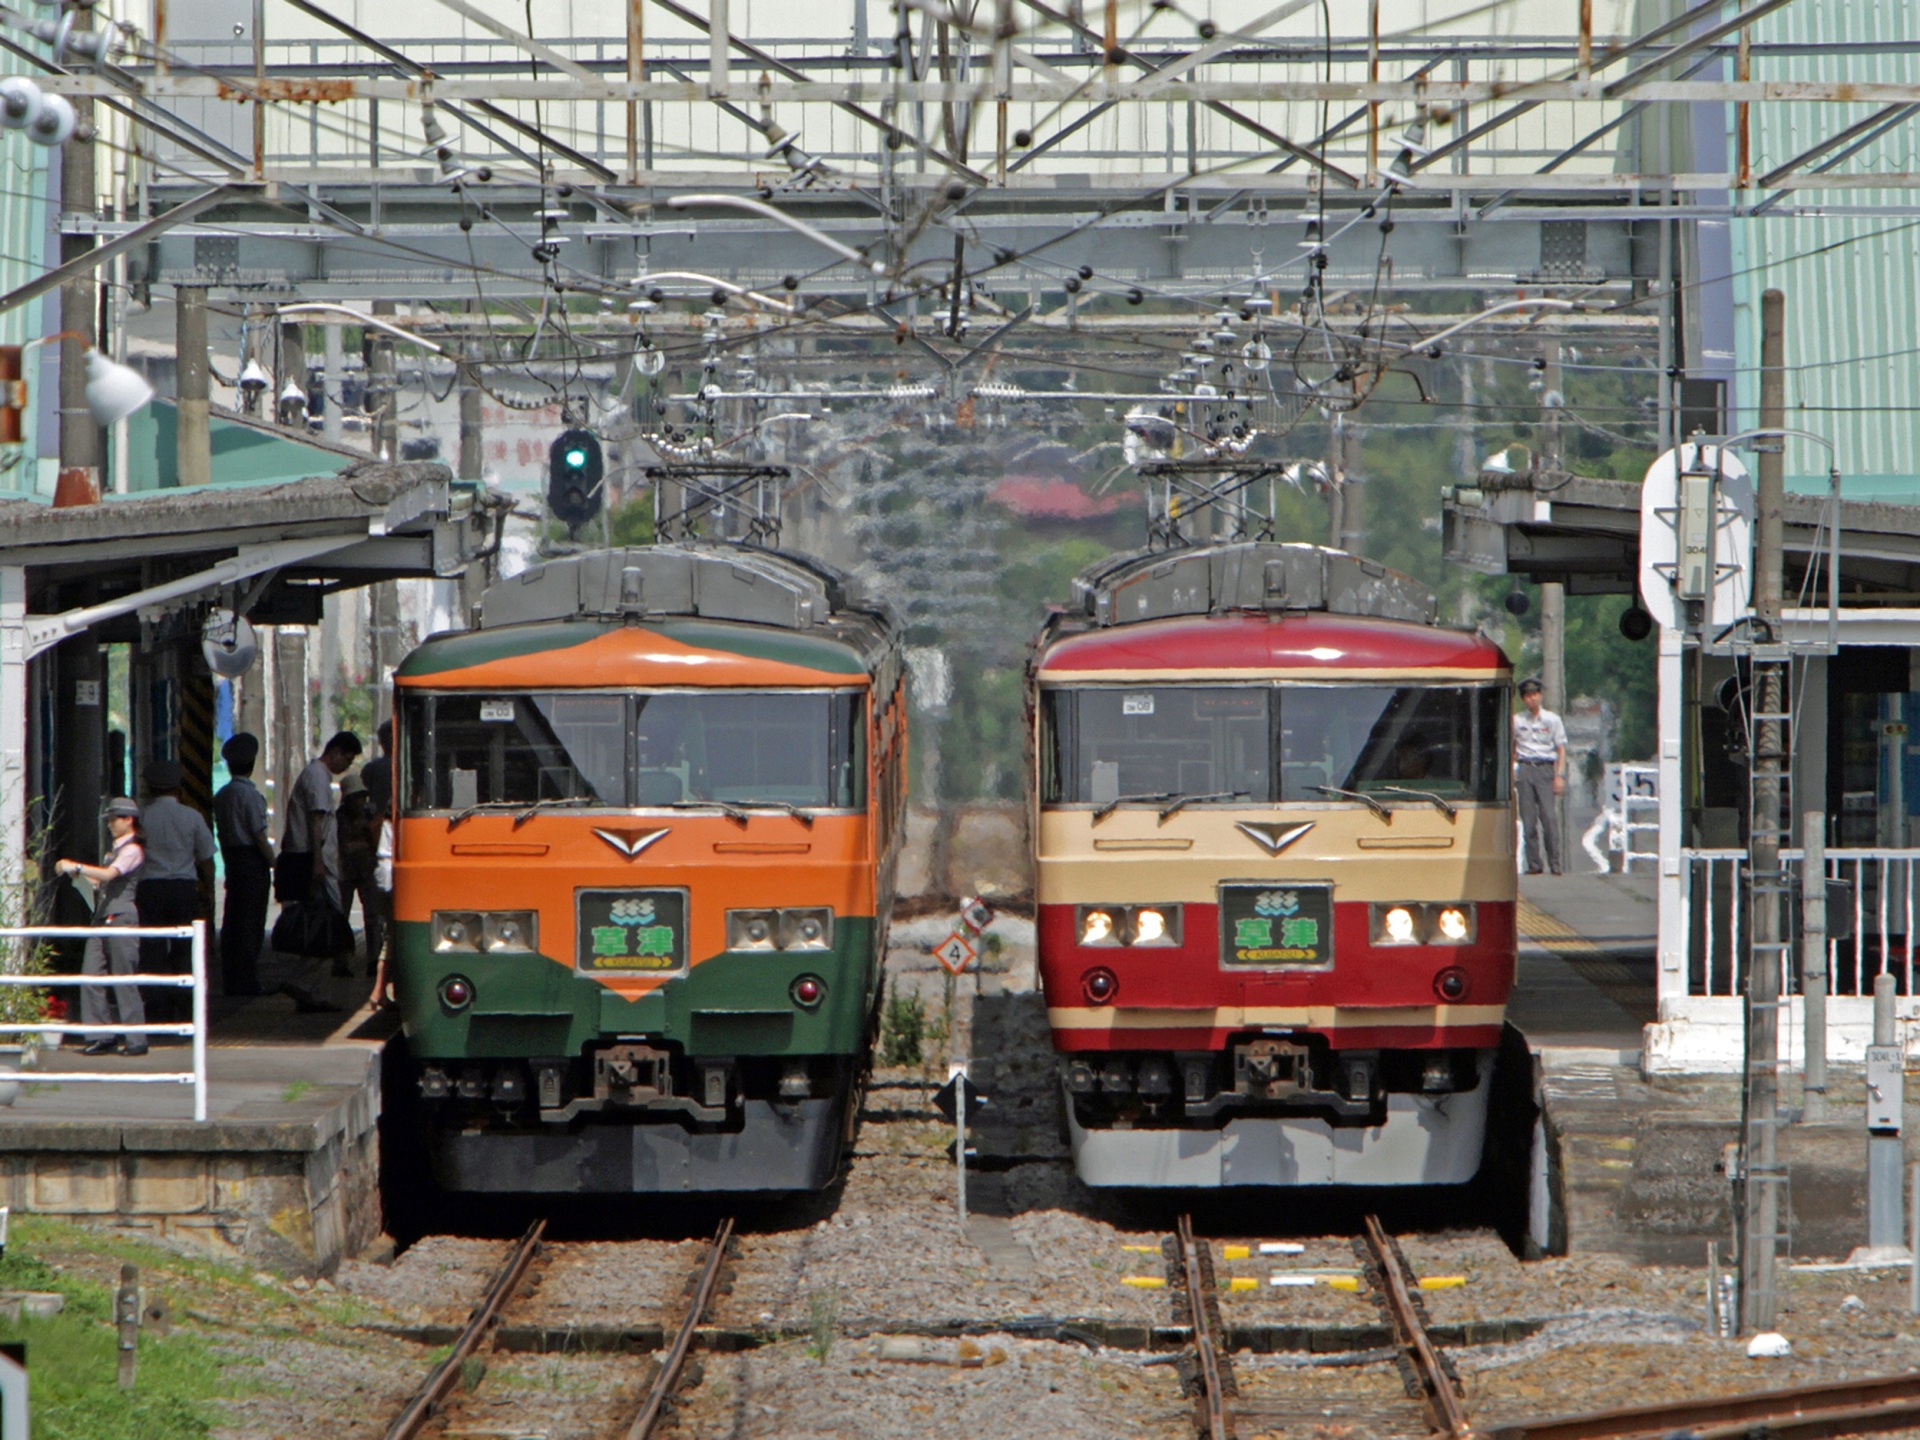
[389,546,904,1193]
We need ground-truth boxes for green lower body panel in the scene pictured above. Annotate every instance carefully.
[393,916,878,1060]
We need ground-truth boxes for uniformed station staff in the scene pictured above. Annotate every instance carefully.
[53,797,149,1058]
[1512,677,1568,876]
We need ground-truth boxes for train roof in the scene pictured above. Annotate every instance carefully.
[1036,541,1502,679]
[1064,541,1437,630]
[1035,611,1509,679]
[399,543,896,686]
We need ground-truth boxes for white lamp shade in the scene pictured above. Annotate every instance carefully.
[237,358,271,390]
[83,349,153,425]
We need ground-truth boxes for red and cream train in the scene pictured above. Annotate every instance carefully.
[1030,542,1516,1187]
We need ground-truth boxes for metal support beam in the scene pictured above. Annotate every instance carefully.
[0,187,239,318]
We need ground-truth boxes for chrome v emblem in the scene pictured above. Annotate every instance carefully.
[1236,821,1315,855]
[593,827,670,860]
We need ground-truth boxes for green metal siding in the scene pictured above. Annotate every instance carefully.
[1727,1,1920,499]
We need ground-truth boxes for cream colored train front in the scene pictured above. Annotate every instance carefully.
[1030,543,1516,1187]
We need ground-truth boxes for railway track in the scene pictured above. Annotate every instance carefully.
[621,1217,736,1440]
[1168,1213,1238,1440]
[1360,1213,1472,1438]
[1490,1371,1920,1440]
[383,1218,735,1440]
[386,1218,548,1440]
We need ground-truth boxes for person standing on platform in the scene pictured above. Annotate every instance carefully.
[54,797,148,1057]
[283,732,361,977]
[213,733,274,997]
[356,719,395,981]
[137,759,215,1021]
[361,719,393,818]
[1513,678,1568,876]
[337,770,382,976]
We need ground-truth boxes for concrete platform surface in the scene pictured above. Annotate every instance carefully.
[1509,870,1657,1058]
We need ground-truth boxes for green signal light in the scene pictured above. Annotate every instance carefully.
[564,448,588,468]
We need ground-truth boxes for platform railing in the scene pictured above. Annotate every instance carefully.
[1682,847,1920,1002]
[0,922,207,1122]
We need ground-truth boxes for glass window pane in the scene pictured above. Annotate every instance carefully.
[1042,687,1271,805]
[1278,686,1507,803]
[635,693,864,809]
[407,693,625,810]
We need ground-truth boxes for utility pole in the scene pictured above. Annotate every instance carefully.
[1540,338,1569,844]
[368,301,396,461]
[175,286,211,489]
[58,14,100,486]
[1741,287,1789,1334]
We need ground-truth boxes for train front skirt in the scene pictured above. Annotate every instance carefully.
[1065,1053,1493,1187]
[428,1096,847,1193]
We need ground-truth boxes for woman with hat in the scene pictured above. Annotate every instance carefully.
[53,798,149,1057]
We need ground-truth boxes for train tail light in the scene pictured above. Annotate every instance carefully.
[1434,967,1471,1002]
[790,974,826,1009]
[439,975,474,1011]
[1082,967,1117,1005]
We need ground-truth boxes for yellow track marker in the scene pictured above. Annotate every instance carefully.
[1122,1275,1167,1289]
[1224,1277,1258,1292]
[1418,1276,1467,1290]
[1325,1276,1362,1292]
[1120,1244,1160,1253]
[1221,1244,1251,1260]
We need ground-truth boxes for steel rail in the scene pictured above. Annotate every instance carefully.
[1486,1371,1920,1440]
[1360,1215,1470,1439]
[385,1218,546,1440]
[1175,1214,1233,1440]
[623,1217,736,1440]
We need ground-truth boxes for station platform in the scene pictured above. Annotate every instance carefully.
[0,974,390,1277]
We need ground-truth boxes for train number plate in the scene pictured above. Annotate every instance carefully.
[1218,882,1334,968]
[576,889,688,974]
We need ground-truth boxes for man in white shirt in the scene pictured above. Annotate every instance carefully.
[1513,678,1568,875]
[283,731,362,978]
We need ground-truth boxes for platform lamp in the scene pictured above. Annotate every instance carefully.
[4,331,155,429]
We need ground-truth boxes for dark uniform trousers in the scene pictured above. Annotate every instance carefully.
[136,877,201,1021]
[221,849,271,996]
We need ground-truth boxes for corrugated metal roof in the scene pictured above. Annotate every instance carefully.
[1729,1,1920,499]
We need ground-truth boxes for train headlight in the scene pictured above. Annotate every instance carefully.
[1077,904,1181,946]
[1374,905,1420,945]
[1434,906,1475,943]
[1130,907,1181,946]
[1079,908,1118,946]
[727,909,779,951]
[482,912,538,953]
[779,908,834,951]
[432,912,484,953]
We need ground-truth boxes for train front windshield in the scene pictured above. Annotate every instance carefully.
[401,690,866,812]
[1041,684,1508,807]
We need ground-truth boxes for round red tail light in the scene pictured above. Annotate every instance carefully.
[1082,968,1117,1005]
[439,975,474,1011]
[791,975,825,1009]
[1433,967,1470,1002]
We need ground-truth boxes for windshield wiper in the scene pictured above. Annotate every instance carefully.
[446,800,518,830]
[1092,791,1180,825]
[1375,785,1458,821]
[1157,791,1249,824]
[1307,784,1392,822]
[663,798,752,825]
[735,800,816,827]
[513,796,600,828]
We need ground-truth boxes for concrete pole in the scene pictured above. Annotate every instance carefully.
[322,323,344,446]
[459,340,483,482]
[1801,810,1827,1119]
[1869,973,1905,1252]
[175,287,211,490]
[369,301,396,461]
[1337,417,1364,556]
[1540,338,1569,847]
[59,33,101,487]
[1740,287,1788,1334]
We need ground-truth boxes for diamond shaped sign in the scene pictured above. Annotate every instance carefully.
[933,931,976,975]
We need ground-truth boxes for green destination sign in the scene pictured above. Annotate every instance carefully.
[577,889,688,973]
[1219,882,1334,968]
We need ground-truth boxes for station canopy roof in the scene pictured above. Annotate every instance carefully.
[0,461,507,654]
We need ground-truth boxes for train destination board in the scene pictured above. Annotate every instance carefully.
[1219,882,1334,968]
[577,888,688,973]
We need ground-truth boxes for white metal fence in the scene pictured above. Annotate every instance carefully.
[1682,847,1920,1003]
[0,922,208,1122]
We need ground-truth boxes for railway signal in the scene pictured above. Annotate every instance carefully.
[547,427,604,530]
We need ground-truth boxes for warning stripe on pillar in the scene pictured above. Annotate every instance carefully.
[180,672,215,820]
